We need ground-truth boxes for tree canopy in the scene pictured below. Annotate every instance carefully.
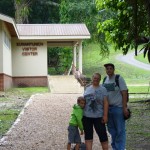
[0,0,14,17]
[96,0,150,62]
[60,0,98,41]
[14,0,60,23]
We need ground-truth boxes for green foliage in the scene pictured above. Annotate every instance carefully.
[13,0,60,23]
[48,47,73,75]
[96,0,150,61]
[60,0,98,41]
[0,0,15,17]
[29,0,60,23]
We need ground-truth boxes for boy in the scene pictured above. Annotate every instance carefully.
[67,96,86,150]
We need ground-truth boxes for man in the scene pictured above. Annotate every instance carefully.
[103,63,129,150]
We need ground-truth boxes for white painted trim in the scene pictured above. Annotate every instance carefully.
[19,35,90,40]
[47,42,74,47]
[78,41,82,73]
[73,46,77,68]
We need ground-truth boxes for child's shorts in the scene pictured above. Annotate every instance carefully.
[68,125,81,144]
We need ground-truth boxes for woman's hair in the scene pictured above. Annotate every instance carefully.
[77,96,85,104]
[92,72,101,79]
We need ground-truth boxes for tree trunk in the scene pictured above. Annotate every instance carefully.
[14,0,30,23]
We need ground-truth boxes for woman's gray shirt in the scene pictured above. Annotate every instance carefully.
[83,85,108,118]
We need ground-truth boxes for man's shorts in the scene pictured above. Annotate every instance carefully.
[67,125,81,144]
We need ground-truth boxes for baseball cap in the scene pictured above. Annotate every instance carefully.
[104,63,115,69]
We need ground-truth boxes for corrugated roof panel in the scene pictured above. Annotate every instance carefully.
[16,24,90,36]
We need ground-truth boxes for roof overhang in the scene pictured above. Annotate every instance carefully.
[0,13,19,37]
[0,13,90,41]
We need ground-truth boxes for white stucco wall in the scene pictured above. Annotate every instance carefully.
[12,38,47,76]
[0,21,3,73]
[2,22,12,76]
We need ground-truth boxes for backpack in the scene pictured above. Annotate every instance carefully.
[103,74,129,102]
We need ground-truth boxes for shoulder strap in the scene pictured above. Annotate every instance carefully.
[102,76,107,84]
[115,74,120,87]
[103,75,120,87]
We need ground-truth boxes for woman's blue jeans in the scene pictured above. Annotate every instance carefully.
[107,106,126,150]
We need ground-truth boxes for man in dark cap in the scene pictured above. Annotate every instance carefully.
[104,63,115,69]
[103,63,129,150]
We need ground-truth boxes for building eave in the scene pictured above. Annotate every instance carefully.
[0,13,19,38]
[18,35,91,40]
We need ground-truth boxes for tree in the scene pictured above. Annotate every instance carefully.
[0,0,15,17]
[29,0,60,23]
[96,0,150,62]
[60,0,98,41]
[14,0,60,23]
[14,0,31,23]
[48,47,73,75]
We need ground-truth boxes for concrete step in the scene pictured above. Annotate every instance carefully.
[48,75,84,94]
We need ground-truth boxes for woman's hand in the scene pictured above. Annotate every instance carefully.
[102,116,108,124]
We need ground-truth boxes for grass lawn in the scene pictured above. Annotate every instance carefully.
[135,53,150,64]
[128,86,150,93]
[0,87,49,138]
[0,109,20,138]
[83,43,150,84]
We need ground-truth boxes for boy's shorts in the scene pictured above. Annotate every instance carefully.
[67,125,81,144]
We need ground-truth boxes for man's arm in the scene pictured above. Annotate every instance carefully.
[121,90,129,117]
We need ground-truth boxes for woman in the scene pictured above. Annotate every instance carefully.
[83,72,109,150]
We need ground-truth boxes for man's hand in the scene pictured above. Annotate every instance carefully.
[123,107,129,118]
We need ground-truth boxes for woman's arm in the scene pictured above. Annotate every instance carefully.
[102,96,109,123]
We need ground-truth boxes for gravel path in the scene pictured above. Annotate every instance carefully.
[0,93,111,150]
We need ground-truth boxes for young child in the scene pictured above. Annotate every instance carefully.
[67,96,86,150]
